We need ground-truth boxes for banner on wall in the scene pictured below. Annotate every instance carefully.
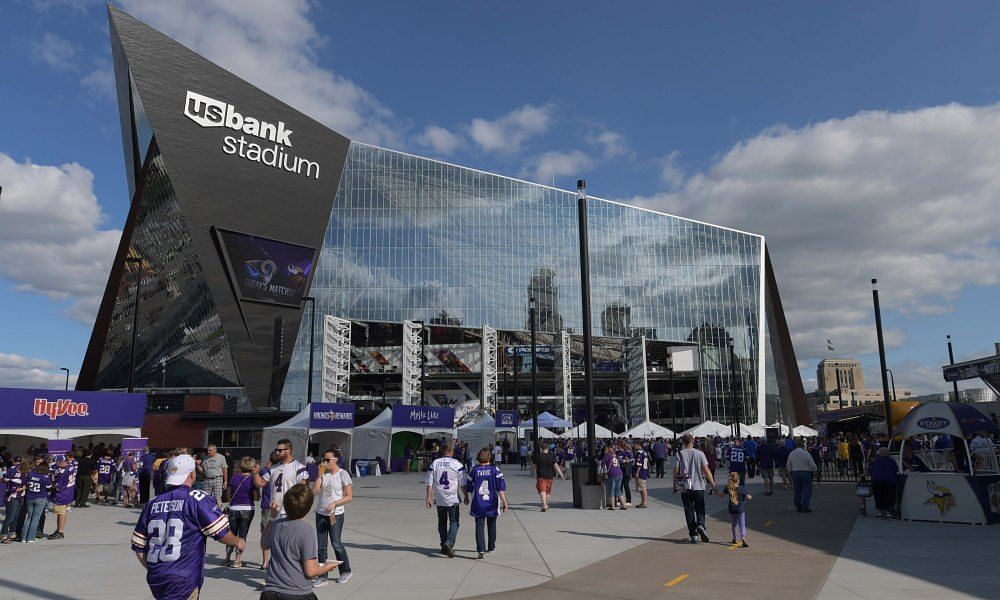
[391,404,454,429]
[495,410,520,428]
[121,438,149,452]
[48,440,73,453]
[309,403,355,429]
[0,388,146,429]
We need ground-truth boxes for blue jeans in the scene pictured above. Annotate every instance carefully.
[792,471,813,510]
[2,497,22,536]
[316,512,351,578]
[475,516,496,553]
[436,504,460,548]
[21,498,46,541]
[604,476,623,499]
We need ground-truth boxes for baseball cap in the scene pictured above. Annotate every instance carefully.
[53,454,67,462]
[165,454,196,486]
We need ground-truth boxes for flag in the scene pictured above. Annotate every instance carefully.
[827,339,835,352]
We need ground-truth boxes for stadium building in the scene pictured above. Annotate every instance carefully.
[78,7,808,448]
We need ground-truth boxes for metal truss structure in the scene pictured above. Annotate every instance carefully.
[481,325,498,410]
[321,315,352,402]
[401,320,423,405]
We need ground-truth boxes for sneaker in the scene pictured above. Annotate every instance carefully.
[440,543,449,555]
[636,504,648,508]
[477,552,485,559]
[803,508,813,513]
[697,525,710,543]
[741,540,750,548]
[690,536,699,544]
[312,579,329,588]
[444,544,455,558]
[336,573,352,584]
[26,539,35,544]
[47,532,64,540]
[36,532,45,539]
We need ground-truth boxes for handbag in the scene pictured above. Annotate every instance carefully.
[676,452,692,492]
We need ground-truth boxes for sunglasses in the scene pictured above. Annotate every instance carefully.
[275,447,289,452]
[322,457,337,462]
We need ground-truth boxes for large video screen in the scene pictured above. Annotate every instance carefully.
[214,228,317,307]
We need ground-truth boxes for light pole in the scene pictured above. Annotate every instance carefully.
[529,297,539,464]
[60,367,70,392]
[303,296,316,404]
[667,350,675,433]
[577,179,598,485]
[871,279,892,433]
[125,256,142,393]
[947,335,961,402]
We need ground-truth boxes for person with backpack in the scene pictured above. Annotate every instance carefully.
[673,434,717,544]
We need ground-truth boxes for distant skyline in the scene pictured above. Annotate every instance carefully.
[2,1,999,397]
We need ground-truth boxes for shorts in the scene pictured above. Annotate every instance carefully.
[53,504,69,515]
[96,483,110,493]
[204,477,224,500]
[635,478,647,491]
[259,507,273,533]
[536,478,553,494]
[761,468,774,481]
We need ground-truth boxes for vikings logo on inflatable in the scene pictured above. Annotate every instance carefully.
[924,481,956,515]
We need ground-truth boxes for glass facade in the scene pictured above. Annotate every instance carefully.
[282,143,765,423]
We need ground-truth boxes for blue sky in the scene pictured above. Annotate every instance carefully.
[2,0,999,395]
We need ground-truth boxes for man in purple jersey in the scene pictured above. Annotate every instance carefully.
[48,455,75,539]
[632,441,650,508]
[96,450,116,505]
[139,447,155,505]
[132,454,243,600]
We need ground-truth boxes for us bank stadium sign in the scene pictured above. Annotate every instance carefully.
[184,91,321,180]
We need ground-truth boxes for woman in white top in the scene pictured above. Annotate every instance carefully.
[311,448,353,587]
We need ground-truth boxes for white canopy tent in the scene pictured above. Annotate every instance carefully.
[681,421,731,438]
[793,425,819,437]
[733,423,766,438]
[457,415,498,454]
[351,407,392,463]
[768,423,792,435]
[0,427,143,455]
[561,422,617,439]
[623,421,676,439]
[260,405,353,465]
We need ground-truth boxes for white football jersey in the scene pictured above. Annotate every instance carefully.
[426,457,467,506]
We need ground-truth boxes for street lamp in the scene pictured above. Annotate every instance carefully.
[60,367,70,392]
[577,179,598,485]
[529,297,539,464]
[871,279,893,432]
[947,335,961,402]
[302,296,316,405]
[125,256,142,393]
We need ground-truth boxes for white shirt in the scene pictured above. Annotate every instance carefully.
[787,448,818,473]
[264,459,308,516]
[426,457,467,506]
[970,436,993,455]
[493,446,503,461]
[316,469,353,516]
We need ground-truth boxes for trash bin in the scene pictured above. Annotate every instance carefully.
[572,463,590,507]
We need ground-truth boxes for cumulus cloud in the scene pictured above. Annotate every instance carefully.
[658,150,685,190]
[522,150,594,185]
[28,32,77,70]
[586,129,630,159]
[81,63,115,100]
[120,0,402,146]
[626,103,1000,373]
[0,153,120,323]
[416,125,464,156]
[0,353,78,390]
[468,104,554,153]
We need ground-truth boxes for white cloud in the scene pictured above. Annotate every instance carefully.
[120,0,402,146]
[626,103,1000,367]
[81,63,115,100]
[29,32,77,70]
[415,125,464,156]
[0,353,78,390]
[468,104,554,153]
[0,153,120,323]
[522,150,594,185]
[586,129,629,159]
[658,150,685,190]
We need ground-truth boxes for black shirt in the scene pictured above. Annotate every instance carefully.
[535,453,557,479]
[77,456,95,476]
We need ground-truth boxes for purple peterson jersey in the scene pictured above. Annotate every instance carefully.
[466,464,506,518]
[131,485,230,600]
[25,473,52,502]
[97,457,116,484]
[633,449,650,479]
[53,467,75,505]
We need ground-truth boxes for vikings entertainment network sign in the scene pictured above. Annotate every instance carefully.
[184,91,321,179]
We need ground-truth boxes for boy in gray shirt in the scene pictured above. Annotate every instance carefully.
[261,483,340,599]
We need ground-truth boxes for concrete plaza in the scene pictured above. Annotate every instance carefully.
[0,467,994,600]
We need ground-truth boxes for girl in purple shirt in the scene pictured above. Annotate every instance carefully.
[225,457,258,567]
[601,446,627,510]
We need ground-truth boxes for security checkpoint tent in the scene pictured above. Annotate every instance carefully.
[351,407,392,463]
[793,425,819,437]
[457,415,498,455]
[260,405,353,465]
[623,421,676,439]
[681,421,730,438]
[562,422,616,439]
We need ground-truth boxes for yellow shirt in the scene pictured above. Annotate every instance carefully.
[837,442,849,460]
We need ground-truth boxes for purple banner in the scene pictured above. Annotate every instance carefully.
[391,404,455,429]
[214,228,317,307]
[121,438,149,452]
[0,388,146,429]
[309,403,355,429]
[48,440,73,453]
[495,410,520,428]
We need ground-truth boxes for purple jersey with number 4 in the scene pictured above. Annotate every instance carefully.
[467,464,506,518]
[97,457,116,484]
[131,485,230,600]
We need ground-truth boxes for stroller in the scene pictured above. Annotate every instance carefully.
[855,476,872,517]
